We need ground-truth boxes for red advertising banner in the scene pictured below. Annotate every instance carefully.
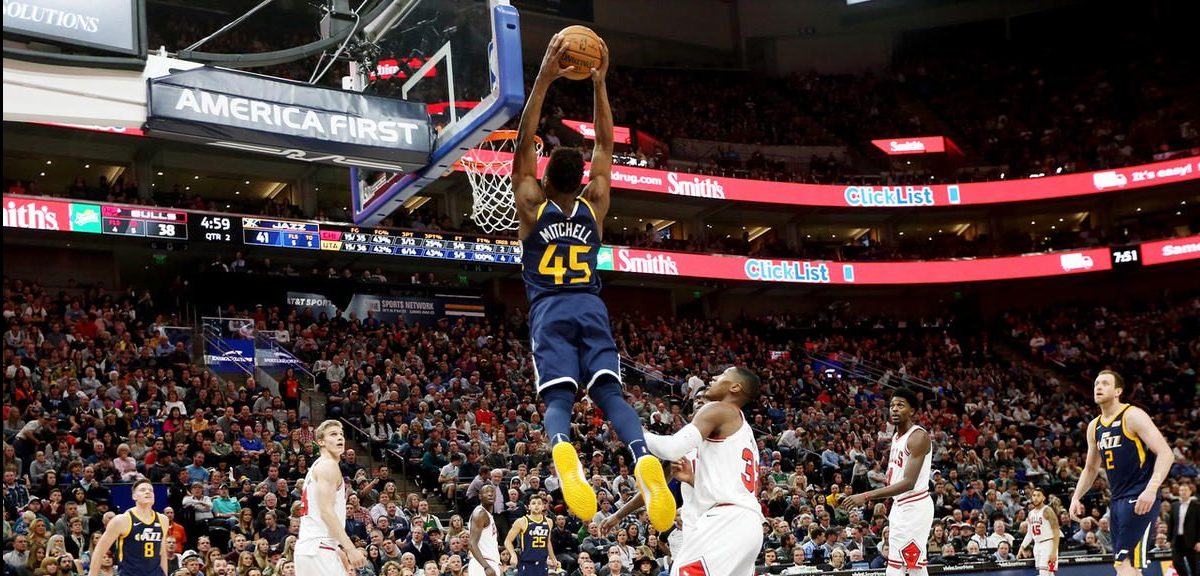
[562,119,634,145]
[598,246,1113,285]
[457,153,1198,208]
[1140,235,1200,266]
[870,136,958,155]
[38,122,145,137]
[2,196,71,231]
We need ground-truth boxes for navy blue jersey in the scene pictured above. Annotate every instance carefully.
[118,510,165,576]
[518,515,550,564]
[521,198,602,304]
[1094,404,1154,498]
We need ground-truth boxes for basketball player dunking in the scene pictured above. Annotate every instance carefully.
[641,367,764,575]
[1070,370,1175,576]
[88,479,169,576]
[1018,488,1061,576]
[842,388,933,576]
[295,420,365,575]
[469,485,501,576]
[512,33,673,531]
[602,386,710,559]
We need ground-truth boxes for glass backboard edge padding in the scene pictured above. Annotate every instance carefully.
[351,1,523,225]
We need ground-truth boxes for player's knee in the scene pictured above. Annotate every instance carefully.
[587,376,622,401]
[542,383,575,405]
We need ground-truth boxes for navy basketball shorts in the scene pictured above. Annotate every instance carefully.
[529,292,621,393]
[1109,495,1160,569]
[517,560,549,576]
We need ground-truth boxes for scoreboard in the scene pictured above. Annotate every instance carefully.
[3,196,523,265]
[243,218,321,250]
[102,206,188,239]
[318,225,521,264]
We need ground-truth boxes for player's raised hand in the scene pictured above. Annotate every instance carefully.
[590,37,609,83]
[537,34,574,82]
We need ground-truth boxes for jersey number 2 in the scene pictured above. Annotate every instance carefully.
[741,448,758,493]
[538,245,591,285]
[1104,450,1115,470]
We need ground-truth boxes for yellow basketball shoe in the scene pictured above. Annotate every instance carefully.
[635,454,676,532]
[552,442,597,521]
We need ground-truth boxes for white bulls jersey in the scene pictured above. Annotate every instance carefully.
[887,424,931,502]
[691,413,762,517]
[670,416,764,576]
[1028,505,1057,543]
[296,456,346,554]
[468,506,500,576]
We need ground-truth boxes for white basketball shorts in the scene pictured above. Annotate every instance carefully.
[671,505,763,576]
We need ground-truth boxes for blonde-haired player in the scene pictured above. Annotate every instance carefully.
[296,420,365,575]
[1019,488,1060,576]
[88,479,169,576]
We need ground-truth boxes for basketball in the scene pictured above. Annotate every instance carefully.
[558,25,603,80]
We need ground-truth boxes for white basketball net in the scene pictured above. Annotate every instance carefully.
[460,132,541,234]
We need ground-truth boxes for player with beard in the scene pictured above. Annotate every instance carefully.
[1071,370,1174,576]
[1019,488,1061,576]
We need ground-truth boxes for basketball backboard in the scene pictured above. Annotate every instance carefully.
[350,0,525,225]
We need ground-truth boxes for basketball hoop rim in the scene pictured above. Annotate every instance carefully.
[456,130,542,170]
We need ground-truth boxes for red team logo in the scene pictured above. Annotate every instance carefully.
[901,541,922,568]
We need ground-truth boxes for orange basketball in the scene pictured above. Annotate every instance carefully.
[558,25,603,81]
